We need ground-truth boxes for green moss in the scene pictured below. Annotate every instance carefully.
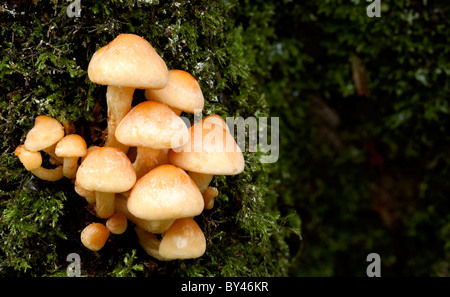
[0,176,67,275]
[109,250,144,277]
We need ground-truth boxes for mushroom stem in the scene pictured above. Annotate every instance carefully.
[62,157,79,179]
[62,120,76,135]
[104,85,135,153]
[43,144,64,164]
[156,149,170,166]
[188,171,214,193]
[134,226,171,261]
[133,146,161,179]
[95,191,115,219]
[30,166,64,181]
[115,195,174,234]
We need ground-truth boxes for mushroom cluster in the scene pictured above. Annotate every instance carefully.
[14,34,245,261]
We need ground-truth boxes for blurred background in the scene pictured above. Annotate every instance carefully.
[269,0,450,276]
[1,0,450,276]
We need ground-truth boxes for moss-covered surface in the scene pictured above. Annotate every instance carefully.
[0,0,298,276]
[266,0,450,276]
[2,0,450,277]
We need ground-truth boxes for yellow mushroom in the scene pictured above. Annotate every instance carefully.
[87,34,169,152]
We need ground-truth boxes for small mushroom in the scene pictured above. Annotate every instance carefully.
[184,115,230,192]
[159,218,206,260]
[74,146,100,205]
[202,186,219,210]
[15,144,42,171]
[168,120,245,194]
[127,164,204,221]
[106,212,128,235]
[55,134,87,179]
[144,69,205,115]
[88,34,169,152]
[24,115,65,152]
[15,145,64,181]
[24,115,65,163]
[80,223,110,252]
[135,218,206,261]
[115,101,189,179]
[76,147,136,219]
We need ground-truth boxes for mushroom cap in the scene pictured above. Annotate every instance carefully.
[15,145,42,170]
[76,147,136,193]
[168,122,245,175]
[159,218,206,260]
[88,34,169,89]
[115,101,189,149]
[127,164,204,220]
[81,145,100,163]
[55,134,87,158]
[106,213,128,235]
[144,70,204,113]
[202,114,230,133]
[80,223,110,252]
[24,115,65,152]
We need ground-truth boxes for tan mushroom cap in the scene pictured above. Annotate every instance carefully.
[106,213,128,235]
[144,69,204,113]
[202,114,230,133]
[115,101,189,149]
[15,145,42,170]
[168,122,245,175]
[127,164,204,221]
[81,145,100,163]
[80,223,110,252]
[76,147,136,193]
[88,34,169,89]
[159,218,206,260]
[24,115,64,152]
[55,134,87,157]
